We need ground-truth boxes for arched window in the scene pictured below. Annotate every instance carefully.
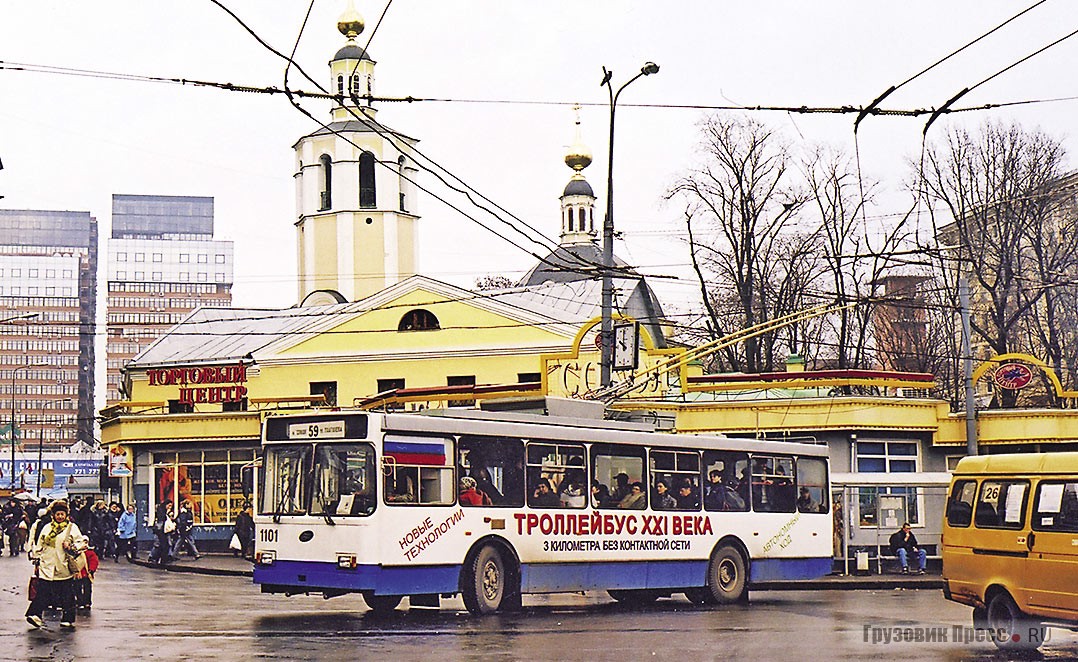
[318,154,332,210]
[578,208,586,229]
[359,151,376,208]
[398,309,440,331]
[336,75,344,97]
[567,209,574,231]
[589,208,594,231]
[351,74,360,97]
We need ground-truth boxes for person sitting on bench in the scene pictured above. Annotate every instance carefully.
[889,522,926,574]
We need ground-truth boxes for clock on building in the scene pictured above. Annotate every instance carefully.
[612,322,639,371]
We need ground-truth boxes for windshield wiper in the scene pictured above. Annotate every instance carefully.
[273,468,299,525]
[312,459,335,526]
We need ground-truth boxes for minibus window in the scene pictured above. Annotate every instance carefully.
[974,480,1029,529]
[1032,481,1078,532]
[946,480,976,527]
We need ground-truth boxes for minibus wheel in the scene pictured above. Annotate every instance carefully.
[463,545,505,615]
[986,591,1045,651]
[362,592,402,614]
[706,545,747,604]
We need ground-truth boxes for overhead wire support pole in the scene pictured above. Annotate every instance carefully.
[960,278,978,456]
[599,62,659,388]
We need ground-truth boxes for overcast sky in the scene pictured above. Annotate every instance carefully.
[3,1,1077,316]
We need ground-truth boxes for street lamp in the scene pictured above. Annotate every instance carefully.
[3,312,40,493]
[599,62,659,387]
[10,364,43,493]
[37,398,72,497]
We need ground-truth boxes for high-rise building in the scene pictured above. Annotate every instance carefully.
[105,194,233,403]
[0,210,97,452]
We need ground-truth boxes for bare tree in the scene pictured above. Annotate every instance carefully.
[667,115,808,373]
[921,121,1068,407]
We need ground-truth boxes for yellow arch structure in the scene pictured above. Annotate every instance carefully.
[972,352,1078,399]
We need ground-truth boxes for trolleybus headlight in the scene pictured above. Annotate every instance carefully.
[337,553,357,569]
[256,550,276,565]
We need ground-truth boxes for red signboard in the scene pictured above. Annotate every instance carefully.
[993,363,1033,390]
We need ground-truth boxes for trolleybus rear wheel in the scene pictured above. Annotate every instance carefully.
[706,545,747,604]
[361,592,403,614]
[462,545,506,615]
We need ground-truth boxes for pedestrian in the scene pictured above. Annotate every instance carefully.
[116,503,138,561]
[233,502,255,560]
[106,501,123,561]
[26,499,86,629]
[147,502,176,566]
[89,499,111,553]
[74,546,100,611]
[171,500,200,560]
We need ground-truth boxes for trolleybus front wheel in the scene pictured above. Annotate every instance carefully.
[361,592,403,614]
[706,545,747,604]
[462,545,506,615]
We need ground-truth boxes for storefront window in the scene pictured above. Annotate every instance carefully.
[153,449,257,525]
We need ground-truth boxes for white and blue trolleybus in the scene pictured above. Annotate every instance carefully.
[253,409,832,614]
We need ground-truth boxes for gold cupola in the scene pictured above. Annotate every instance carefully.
[564,104,593,172]
[337,0,365,41]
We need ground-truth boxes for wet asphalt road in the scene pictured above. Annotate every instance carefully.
[1,555,1076,661]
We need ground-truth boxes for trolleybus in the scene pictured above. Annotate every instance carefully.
[253,409,832,614]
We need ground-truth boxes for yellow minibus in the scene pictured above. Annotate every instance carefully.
[942,452,1078,651]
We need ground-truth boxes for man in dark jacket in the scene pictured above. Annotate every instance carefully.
[171,501,200,560]
[889,522,926,574]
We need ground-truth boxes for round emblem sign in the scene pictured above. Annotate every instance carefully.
[993,362,1033,390]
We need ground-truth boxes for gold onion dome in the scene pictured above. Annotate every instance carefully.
[338,1,365,40]
[564,105,592,172]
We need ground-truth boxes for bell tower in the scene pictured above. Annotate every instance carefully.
[293,1,420,305]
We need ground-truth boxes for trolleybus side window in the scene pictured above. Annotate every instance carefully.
[750,455,796,513]
[650,449,701,511]
[1031,480,1078,533]
[457,435,525,507]
[310,444,377,517]
[526,442,586,509]
[974,480,1029,529]
[382,435,455,506]
[795,457,829,514]
[591,443,647,510]
[945,479,977,527]
[261,445,310,516]
[702,451,749,512]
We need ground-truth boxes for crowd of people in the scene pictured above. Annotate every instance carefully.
[4,494,258,630]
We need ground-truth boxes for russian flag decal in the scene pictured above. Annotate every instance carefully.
[384,439,447,466]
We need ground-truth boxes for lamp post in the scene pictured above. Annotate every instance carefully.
[599,62,659,388]
[3,312,39,492]
[10,365,36,493]
[37,398,71,497]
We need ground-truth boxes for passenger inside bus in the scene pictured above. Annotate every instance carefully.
[618,482,646,509]
[653,479,676,510]
[385,472,416,503]
[473,468,503,504]
[559,470,586,508]
[796,487,819,513]
[531,478,560,507]
[459,476,492,506]
[591,480,611,507]
[676,480,700,510]
[610,473,631,504]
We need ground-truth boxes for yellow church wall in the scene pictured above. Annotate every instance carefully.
[282,289,568,357]
[311,216,339,292]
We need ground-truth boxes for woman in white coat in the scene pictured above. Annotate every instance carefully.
[26,499,86,629]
